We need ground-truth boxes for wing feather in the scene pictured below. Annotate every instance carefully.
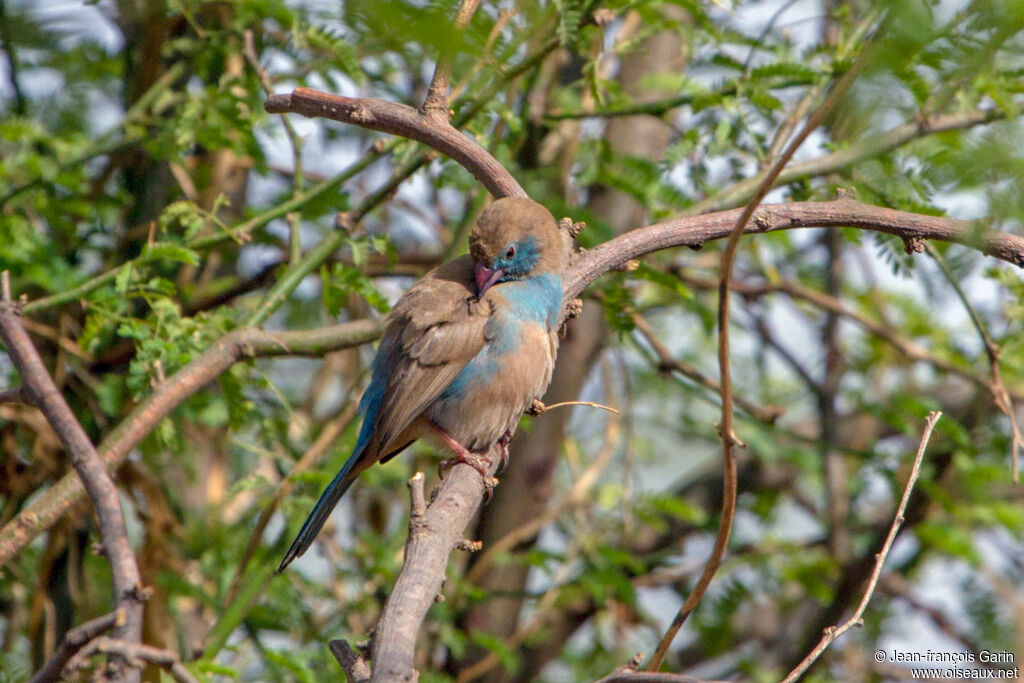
[363,256,490,458]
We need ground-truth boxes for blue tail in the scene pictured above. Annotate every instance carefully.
[278,342,393,572]
[277,453,361,573]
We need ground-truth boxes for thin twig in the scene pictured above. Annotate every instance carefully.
[243,30,306,264]
[646,28,877,671]
[780,411,942,683]
[65,637,199,683]
[29,610,121,683]
[420,0,481,120]
[926,243,1021,481]
[629,311,783,424]
[534,400,620,414]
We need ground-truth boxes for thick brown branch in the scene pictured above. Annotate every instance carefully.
[564,198,1024,301]
[329,640,372,683]
[0,276,144,682]
[370,456,500,681]
[266,88,525,199]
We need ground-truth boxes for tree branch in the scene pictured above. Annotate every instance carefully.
[781,411,942,683]
[0,272,144,682]
[563,198,1024,301]
[266,88,525,199]
[65,638,199,683]
[0,319,381,568]
[29,610,121,683]
[370,462,495,681]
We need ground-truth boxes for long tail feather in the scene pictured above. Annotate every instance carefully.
[277,459,359,573]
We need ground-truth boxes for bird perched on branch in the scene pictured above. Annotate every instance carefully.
[278,197,570,572]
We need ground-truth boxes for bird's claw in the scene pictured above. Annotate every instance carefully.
[438,452,492,479]
[497,430,513,472]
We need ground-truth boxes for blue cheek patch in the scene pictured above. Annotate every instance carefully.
[494,236,540,278]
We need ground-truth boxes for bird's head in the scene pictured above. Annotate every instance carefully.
[468,198,566,297]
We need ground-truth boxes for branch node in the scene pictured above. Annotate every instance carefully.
[455,537,483,552]
[903,236,926,255]
[408,472,427,521]
[752,209,772,232]
[526,398,546,416]
[559,217,586,238]
[336,211,357,233]
[614,260,639,272]
[566,298,583,319]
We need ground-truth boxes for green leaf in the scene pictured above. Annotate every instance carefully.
[114,263,133,294]
[142,243,200,266]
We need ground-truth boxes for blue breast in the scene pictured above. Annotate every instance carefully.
[440,273,562,401]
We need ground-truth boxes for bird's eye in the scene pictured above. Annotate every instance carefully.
[505,245,516,259]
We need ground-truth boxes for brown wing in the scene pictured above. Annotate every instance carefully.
[363,255,492,458]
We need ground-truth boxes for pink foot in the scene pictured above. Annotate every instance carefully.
[429,422,492,478]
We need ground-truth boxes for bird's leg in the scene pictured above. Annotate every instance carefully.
[428,422,492,479]
[497,430,513,471]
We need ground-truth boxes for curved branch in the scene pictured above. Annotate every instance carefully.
[266,88,526,199]
[563,198,1024,300]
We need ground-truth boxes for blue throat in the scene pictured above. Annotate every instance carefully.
[440,272,563,400]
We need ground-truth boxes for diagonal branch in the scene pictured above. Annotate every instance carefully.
[781,411,942,683]
[0,272,144,682]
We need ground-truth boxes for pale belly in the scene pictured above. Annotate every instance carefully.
[426,322,557,452]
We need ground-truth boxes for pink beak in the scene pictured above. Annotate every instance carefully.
[474,261,504,297]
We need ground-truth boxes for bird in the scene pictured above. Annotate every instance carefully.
[277,197,569,572]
